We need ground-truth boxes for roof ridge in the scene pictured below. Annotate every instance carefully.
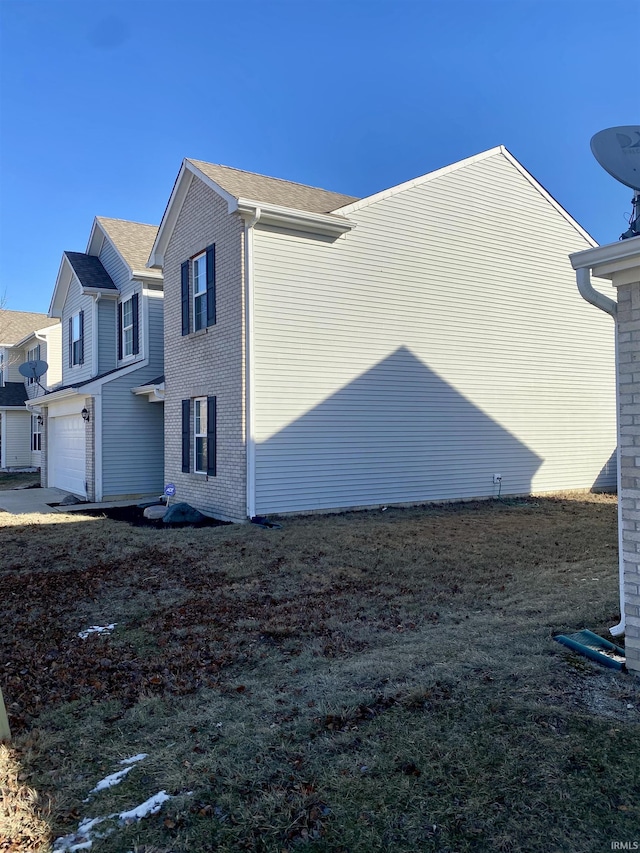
[96,216,159,229]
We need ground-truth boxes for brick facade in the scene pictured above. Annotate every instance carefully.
[616,282,640,675]
[163,177,247,521]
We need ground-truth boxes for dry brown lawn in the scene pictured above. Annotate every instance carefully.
[1,492,639,852]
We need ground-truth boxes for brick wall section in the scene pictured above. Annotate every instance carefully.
[163,177,246,521]
[85,397,95,501]
[616,282,640,675]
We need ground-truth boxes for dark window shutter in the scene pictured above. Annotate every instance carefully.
[181,261,190,336]
[206,244,216,327]
[206,395,217,476]
[79,310,84,365]
[132,292,140,355]
[117,301,123,360]
[68,318,73,367]
[181,399,190,473]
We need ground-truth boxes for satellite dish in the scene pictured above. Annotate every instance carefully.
[591,126,640,191]
[18,359,48,380]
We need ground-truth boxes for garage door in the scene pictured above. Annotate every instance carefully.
[49,414,86,496]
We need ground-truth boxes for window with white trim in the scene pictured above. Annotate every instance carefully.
[31,415,42,452]
[193,252,207,332]
[121,297,134,357]
[27,344,41,384]
[194,397,208,474]
[71,313,82,365]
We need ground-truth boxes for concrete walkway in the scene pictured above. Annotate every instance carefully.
[0,487,71,515]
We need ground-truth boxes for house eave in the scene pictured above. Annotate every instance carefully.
[233,198,355,236]
[570,236,640,279]
[132,381,165,402]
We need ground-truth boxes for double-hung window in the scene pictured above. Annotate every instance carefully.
[193,253,207,332]
[69,311,84,367]
[118,293,139,360]
[181,244,216,335]
[31,415,41,451]
[194,397,208,473]
[27,344,41,384]
[182,396,217,476]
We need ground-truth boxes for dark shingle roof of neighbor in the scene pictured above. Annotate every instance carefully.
[64,252,117,290]
[187,160,359,214]
[0,382,28,407]
[0,310,58,345]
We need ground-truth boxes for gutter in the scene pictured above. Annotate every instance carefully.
[243,206,261,519]
[573,264,624,637]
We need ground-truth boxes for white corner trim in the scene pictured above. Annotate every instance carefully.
[94,391,103,501]
[244,207,261,520]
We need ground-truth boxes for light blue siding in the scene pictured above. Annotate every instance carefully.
[101,365,164,499]
[146,292,164,372]
[98,299,117,374]
[61,278,94,385]
[99,239,130,291]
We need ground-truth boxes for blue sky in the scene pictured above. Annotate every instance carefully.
[0,0,637,314]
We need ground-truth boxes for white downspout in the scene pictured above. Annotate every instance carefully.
[575,267,624,636]
[244,207,261,519]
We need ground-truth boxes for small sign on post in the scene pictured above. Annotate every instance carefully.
[0,686,11,742]
[164,483,176,509]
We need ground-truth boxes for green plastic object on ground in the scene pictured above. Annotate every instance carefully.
[554,629,625,670]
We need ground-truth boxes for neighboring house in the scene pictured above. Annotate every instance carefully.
[0,310,60,470]
[570,236,640,676]
[147,146,618,523]
[34,217,164,500]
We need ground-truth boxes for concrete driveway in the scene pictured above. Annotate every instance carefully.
[0,487,71,515]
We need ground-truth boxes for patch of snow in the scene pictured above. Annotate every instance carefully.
[78,624,116,640]
[88,765,134,794]
[53,816,106,851]
[119,752,148,765]
[118,791,171,822]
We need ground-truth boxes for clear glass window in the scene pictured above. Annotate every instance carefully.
[193,253,207,331]
[71,314,82,365]
[122,298,134,357]
[194,397,208,474]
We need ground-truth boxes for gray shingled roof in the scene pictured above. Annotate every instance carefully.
[0,382,28,408]
[96,218,159,271]
[0,310,58,345]
[188,160,359,214]
[65,252,117,291]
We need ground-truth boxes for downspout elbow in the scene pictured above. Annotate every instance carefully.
[576,267,617,318]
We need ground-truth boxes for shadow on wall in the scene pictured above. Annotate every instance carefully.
[592,448,617,492]
[255,346,543,515]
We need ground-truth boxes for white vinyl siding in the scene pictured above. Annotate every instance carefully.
[251,151,616,514]
[2,411,31,468]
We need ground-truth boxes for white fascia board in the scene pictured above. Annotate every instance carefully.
[147,162,195,268]
[0,406,31,412]
[499,147,597,247]
[49,255,73,318]
[570,236,640,278]
[82,287,119,299]
[36,386,81,406]
[86,217,105,256]
[233,199,355,236]
[132,268,163,284]
[333,147,504,214]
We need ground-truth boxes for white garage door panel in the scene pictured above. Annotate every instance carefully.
[49,415,86,496]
